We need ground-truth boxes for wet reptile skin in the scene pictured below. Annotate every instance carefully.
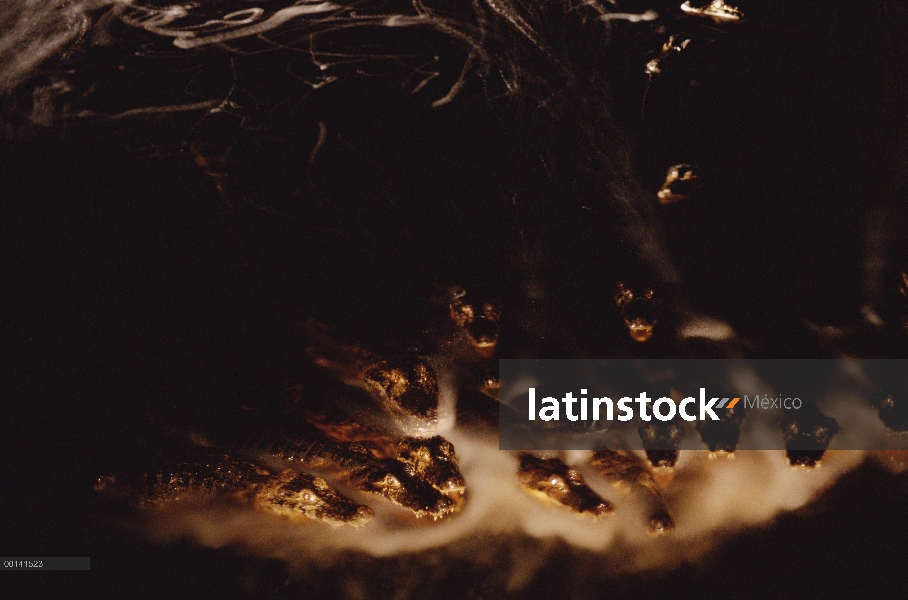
[95,448,374,527]
[516,453,614,520]
[590,449,674,534]
[240,429,456,519]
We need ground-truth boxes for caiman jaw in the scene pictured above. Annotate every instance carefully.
[397,436,467,495]
[517,454,614,520]
[448,287,501,351]
[614,282,663,343]
[362,359,440,427]
[256,470,375,527]
[360,461,458,519]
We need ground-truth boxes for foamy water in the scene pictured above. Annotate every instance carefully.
[134,402,888,578]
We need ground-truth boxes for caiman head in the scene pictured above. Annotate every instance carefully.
[256,470,374,527]
[638,419,686,468]
[396,436,466,494]
[614,282,663,342]
[870,389,908,434]
[646,34,693,75]
[449,287,501,351]
[696,392,746,454]
[781,410,839,468]
[680,1,743,23]
[356,459,456,519]
[517,453,613,519]
[657,164,700,205]
[362,359,439,428]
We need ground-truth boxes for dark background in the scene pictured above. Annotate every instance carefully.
[3,0,908,597]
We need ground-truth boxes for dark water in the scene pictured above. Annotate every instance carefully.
[3,1,908,597]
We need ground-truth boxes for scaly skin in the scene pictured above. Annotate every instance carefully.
[304,417,466,495]
[780,407,839,468]
[248,430,456,519]
[638,418,686,468]
[590,449,674,534]
[95,449,373,527]
[396,436,466,495]
[680,1,743,23]
[362,358,440,428]
[295,319,442,431]
[516,453,613,519]
[614,282,663,342]
[696,398,746,454]
[297,379,466,495]
[448,286,501,351]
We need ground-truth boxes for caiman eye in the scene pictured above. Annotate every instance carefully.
[459,305,475,322]
[549,476,564,487]
[301,491,316,503]
[615,283,633,305]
